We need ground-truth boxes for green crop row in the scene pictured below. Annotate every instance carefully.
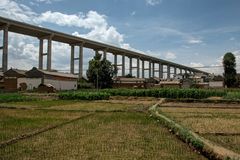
[100,88,226,99]
[0,93,34,103]
[224,92,240,100]
[59,92,110,100]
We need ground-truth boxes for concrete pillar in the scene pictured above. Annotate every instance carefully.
[159,63,163,79]
[2,26,8,72]
[129,57,132,75]
[103,49,107,59]
[70,45,74,74]
[94,50,99,57]
[122,55,125,76]
[142,60,145,78]
[152,62,155,78]
[167,65,170,79]
[38,38,43,70]
[149,61,152,78]
[137,58,140,78]
[114,54,117,66]
[174,67,177,75]
[47,37,52,71]
[79,43,83,79]
[180,69,183,75]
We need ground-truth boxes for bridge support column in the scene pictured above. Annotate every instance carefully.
[159,63,163,79]
[0,25,8,72]
[167,65,170,79]
[38,38,43,70]
[129,57,132,75]
[103,49,107,59]
[70,45,74,74]
[79,43,83,79]
[152,62,155,78]
[38,35,52,71]
[70,43,83,79]
[142,60,145,78]
[122,55,125,76]
[174,67,177,75]
[46,37,52,71]
[94,50,98,57]
[114,54,117,66]
[180,68,183,75]
[137,58,140,78]
[149,62,152,78]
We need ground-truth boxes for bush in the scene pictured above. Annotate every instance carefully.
[59,92,110,100]
[101,88,226,99]
[0,93,34,103]
[224,92,240,100]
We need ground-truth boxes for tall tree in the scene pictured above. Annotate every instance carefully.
[223,52,237,88]
[87,53,117,89]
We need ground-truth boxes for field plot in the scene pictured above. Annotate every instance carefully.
[0,108,87,142]
[0,100,206,159]
[160,102,240,154]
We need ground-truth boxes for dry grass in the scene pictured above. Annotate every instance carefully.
[0,112,206,160]
[0,109,86,142]
[47,101,147,112]
[203,135,240,154]
[160,103,240,154]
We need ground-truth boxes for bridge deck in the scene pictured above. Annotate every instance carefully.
[0,16,207,74]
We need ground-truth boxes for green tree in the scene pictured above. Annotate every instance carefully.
[87,53,117,89]
[223,52,237,88]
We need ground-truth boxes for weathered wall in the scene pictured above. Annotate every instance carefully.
[18,78,42,90]
[209,81,224,88]
[44,79,77,90]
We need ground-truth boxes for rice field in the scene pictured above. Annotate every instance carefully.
[160,102,240,154]
[0,100,206,159]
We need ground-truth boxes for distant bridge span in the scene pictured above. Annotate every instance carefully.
[0,16,208,79]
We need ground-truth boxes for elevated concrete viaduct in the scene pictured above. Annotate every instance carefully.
[0,16,208,79]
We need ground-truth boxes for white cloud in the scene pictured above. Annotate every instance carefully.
[35,0,63,4]
[165,52,176,60]
[7,33,38,70]
[36,11,107,30]
[188,39,202,44]
[36,10,130,48]
[131,11,136,16]
[146,0,162,6]
[233,50,240,73]
[0,0,36,22]
[230,37,235,41]
[190,62,204,68]
[0,0,134,73]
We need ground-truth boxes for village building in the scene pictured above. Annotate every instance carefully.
[18,67,78,91]
[3,68,27,91]
[209,75,224,88]
[158,80,181,88]
[113,77,146,88]
[0,72,4,90]
[173,74,184,81]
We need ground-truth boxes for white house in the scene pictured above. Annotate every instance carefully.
[18,67,78,91]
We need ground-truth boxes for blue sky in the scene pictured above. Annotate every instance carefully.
[0,0,240,76]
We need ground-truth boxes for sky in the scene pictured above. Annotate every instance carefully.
[0,0,240,76]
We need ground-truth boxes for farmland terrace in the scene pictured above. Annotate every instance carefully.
[0,98,207,159]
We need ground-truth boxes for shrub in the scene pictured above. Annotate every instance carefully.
[59,92,110,100]
[101,88,226,99]
[224,92,240,100]
[0,93,34,103]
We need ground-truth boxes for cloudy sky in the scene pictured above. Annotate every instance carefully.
[0,0,240,76]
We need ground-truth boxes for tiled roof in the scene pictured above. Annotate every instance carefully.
[30,67,78,79]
